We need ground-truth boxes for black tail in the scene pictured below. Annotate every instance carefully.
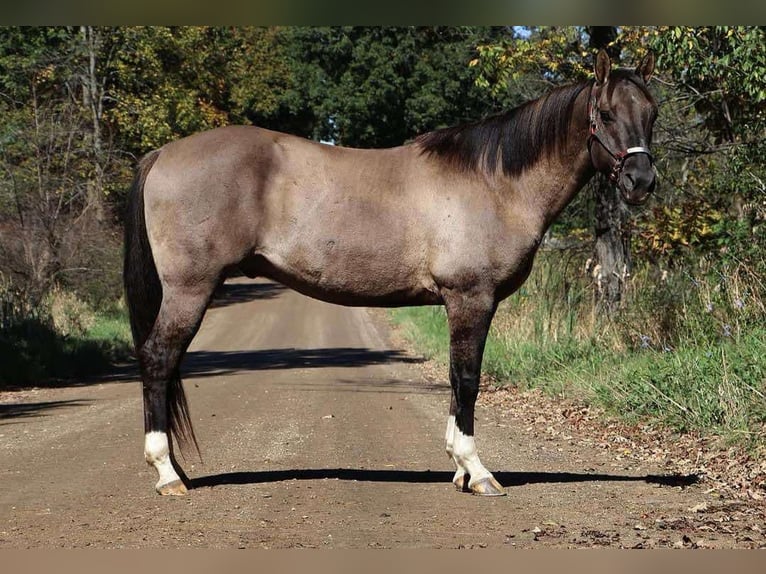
[124,151,161,351]
[123,149,200,460]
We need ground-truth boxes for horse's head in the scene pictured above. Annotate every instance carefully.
[588,49,658,205]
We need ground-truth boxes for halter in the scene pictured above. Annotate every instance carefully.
[587,86,653,183]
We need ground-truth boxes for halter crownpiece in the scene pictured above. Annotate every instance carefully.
[587,87,654,182]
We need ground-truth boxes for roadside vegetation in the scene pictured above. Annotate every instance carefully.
[1,27,764,452]
[391,223,766,448]
[0,282,132,386]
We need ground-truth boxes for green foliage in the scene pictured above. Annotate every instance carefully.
[98,26,512,152]
[0,288,132,387]
[278,26,514,147]
[109,27,231,151]
[637,201,724,259]
[649,27,766,142]
[641,27,765,264]
[226,27,293,124]
[0,27,73,100]
[471,27,593,100]
[390,245,766,444]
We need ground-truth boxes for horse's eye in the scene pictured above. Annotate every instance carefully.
[599,110,614,123]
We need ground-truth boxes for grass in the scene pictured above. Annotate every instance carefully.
[0,294,133,388]
[389,250,766,448]
[85,307,132,348]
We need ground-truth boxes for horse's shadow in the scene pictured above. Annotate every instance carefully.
[189,468,699,490]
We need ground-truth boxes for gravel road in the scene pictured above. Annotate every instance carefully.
[1,278,763,548]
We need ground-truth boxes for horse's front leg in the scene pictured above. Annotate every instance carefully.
[443,289,505,496]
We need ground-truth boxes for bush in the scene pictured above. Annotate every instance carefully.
[44,286,96,338]
[0,282,132,388]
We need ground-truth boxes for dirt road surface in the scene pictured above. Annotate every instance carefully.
[1,278,764,548]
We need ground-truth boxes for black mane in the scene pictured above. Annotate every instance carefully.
[415,80,592,177]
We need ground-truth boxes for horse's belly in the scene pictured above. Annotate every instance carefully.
[246,248,441,307]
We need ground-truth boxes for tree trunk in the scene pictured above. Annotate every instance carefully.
[592,176,632,314]
[80,25,104,222]
[588,26,631,316]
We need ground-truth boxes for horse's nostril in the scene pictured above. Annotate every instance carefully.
[623,172,636,190]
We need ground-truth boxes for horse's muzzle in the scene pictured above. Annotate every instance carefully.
[619,155,656,206]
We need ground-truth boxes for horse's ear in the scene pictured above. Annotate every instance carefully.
[594,49,611,85]
[637,51,655,84]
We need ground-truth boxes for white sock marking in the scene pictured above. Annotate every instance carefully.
[445,415,466,484]
[451,425,492,486]
[145,431,181,488]
[445,415,456,456]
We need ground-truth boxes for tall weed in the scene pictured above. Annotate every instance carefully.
[389,245,766,445]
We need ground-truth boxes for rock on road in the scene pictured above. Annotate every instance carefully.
[0,278,759,548]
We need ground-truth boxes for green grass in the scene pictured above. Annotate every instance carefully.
[0,305,133,388]
[390,306,450,363]
[85,308,132,349]
[388,253,766,448]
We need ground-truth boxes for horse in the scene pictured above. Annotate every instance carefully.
[124,49,658,497]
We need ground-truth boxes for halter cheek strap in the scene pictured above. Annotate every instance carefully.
[588,88,653,182]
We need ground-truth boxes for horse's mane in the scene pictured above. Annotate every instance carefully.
[415,79,592,177]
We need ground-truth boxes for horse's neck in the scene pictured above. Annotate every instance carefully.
[510,92,594,231]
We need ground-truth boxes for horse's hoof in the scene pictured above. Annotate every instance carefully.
[156,479,188,496]
[470,476,506,497]
[453,474,471,493]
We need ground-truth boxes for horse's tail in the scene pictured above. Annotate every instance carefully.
[124,149,162,351]
[124,149,200,460]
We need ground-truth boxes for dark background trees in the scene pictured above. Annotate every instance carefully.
[2,25,763,447]
[0,26,514,308]
[1,25,763,327]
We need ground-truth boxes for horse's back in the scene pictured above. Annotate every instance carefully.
[141,125,447,304]
[142,124,530,306]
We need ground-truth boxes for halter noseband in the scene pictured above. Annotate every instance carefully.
[587,86,653,183]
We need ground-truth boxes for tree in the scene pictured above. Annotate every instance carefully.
[0,27,119,302]
[639,27,766,273]
[588,26,633,315]
[649,27,766,146]
[470,26,659,313]
[274,26,515,147]
[0,26,296,305]
[107,27,230,153]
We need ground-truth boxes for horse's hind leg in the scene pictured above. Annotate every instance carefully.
[139,282,214,495]
[443,289,505,496]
